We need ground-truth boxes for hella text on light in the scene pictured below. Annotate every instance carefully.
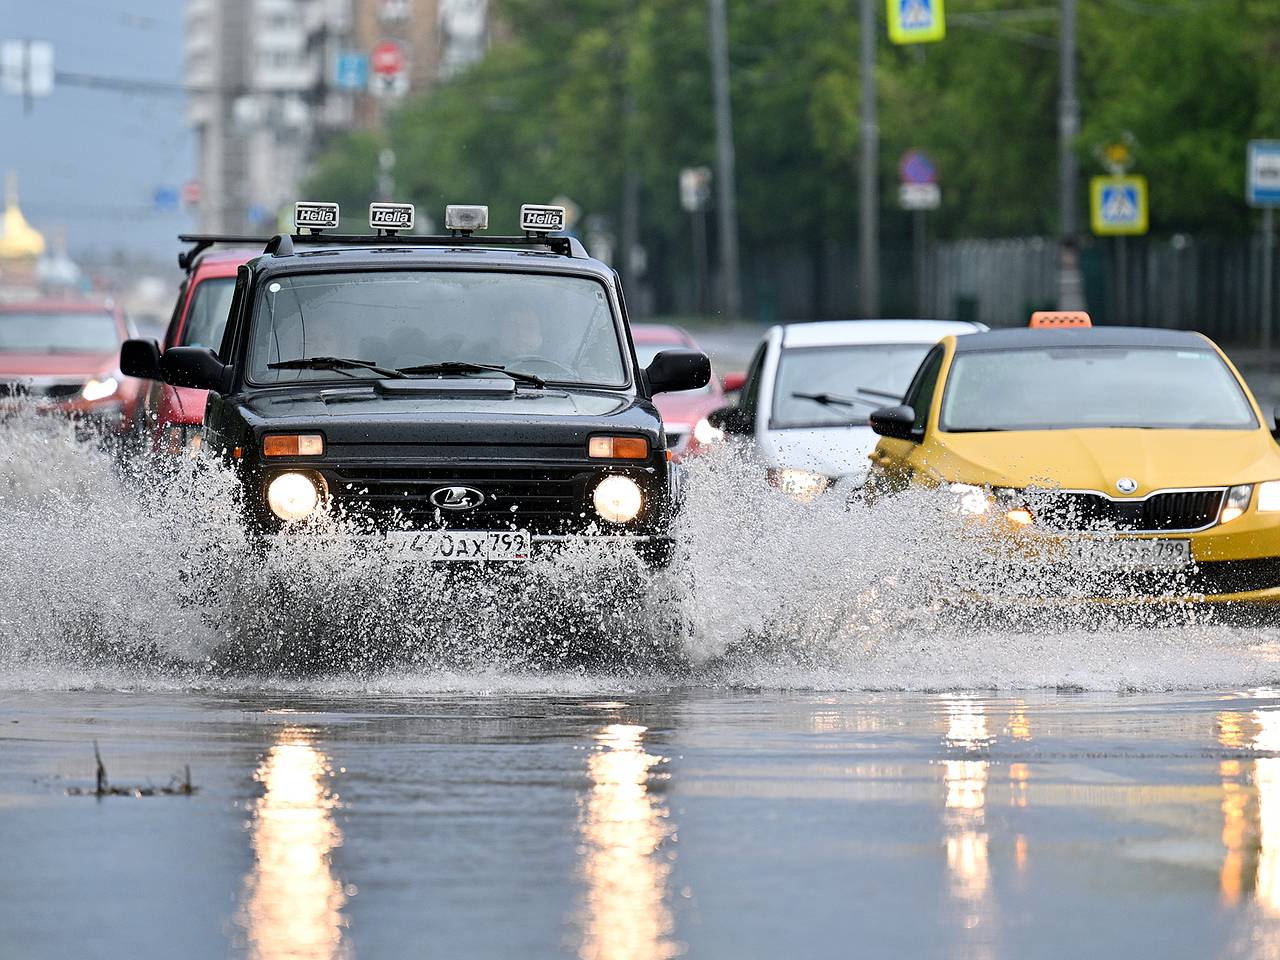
[369,202,415,234]
[444,204,489,235]
[293,201,340,233]
[520,204,567,235]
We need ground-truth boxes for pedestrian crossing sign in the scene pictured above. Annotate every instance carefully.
[887,0,946,44]
[1090,175,1148,236]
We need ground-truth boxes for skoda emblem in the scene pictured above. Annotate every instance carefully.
[430,486,485,511]
[1116,477,1138,494]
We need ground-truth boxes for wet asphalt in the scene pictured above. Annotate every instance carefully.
[4,687,1280,959]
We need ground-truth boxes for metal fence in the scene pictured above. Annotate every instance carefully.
[928,235,1277,344]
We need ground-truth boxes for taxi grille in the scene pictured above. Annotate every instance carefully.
[1033,489,1225,533]
[326,464,600,534]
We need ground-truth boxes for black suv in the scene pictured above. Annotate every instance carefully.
[121,202,709,565]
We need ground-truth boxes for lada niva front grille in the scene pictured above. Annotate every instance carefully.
[1032,488,1225,533]
[325,464,608,534]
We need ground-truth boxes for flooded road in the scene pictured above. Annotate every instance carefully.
[6,686,1280,958]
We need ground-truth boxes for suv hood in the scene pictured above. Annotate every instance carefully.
[234,384,662,447]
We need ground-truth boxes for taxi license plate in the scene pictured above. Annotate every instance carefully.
[387,530,531,561]
[1061,538,1191,570]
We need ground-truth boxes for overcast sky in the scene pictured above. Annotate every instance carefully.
[0,0,194,260]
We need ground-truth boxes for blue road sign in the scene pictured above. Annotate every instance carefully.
[1091,175,1148,236]
[152,187,179,213]
[334,52,369,91]
[1248,140,1280,208]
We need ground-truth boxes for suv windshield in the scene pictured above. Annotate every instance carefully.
[248,271,626,386]
[183,277,235,350]
[941,346,1258,431]
[0,312,118,353]
[770,343,931,428]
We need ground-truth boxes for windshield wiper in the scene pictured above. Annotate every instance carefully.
[791,391,879,409]
[855,385,902,402]
[395,361,545,389]
[268,356,407,379]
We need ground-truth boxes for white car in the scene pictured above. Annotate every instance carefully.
[708,319,986,497]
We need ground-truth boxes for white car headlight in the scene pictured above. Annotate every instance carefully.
[1257,481,1280,512]
[692,417,724,445]
[81,376,119,402]
[772,468,830,502]
[1220,484,1253,523]
[593,475,643,524]
[267,471,323,522]
[949,482,991,515]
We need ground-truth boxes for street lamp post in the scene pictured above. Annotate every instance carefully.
[1057,0,1085,310]
[707,0,742,320]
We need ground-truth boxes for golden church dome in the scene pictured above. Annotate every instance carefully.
[0,172,46,260]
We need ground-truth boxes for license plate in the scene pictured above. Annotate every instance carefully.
[1060,537,1191,570]
[386,530,531,561]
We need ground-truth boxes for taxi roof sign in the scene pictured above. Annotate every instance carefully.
[294,201,339,232]
[520,204,567,235]
[1029,311,1092,329]
[369,201,414,233]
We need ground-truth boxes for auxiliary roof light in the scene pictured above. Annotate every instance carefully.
[444,204,489,235]
[369,201,415,234]
[294,201,340,233]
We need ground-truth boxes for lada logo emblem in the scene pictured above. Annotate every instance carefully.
[1116,477,1138,494]
[430,485,485,511]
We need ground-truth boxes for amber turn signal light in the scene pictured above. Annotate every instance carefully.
[588,436,649,460]
[263,433,324,457]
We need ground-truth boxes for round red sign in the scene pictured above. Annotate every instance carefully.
[371,41,405,76]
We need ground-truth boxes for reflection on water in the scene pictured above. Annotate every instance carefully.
[1217,708,1280,919]
[577,723,680,960]
[239,727,349,960]
[944,699,993,906]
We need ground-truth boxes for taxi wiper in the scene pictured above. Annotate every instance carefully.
[396,361,546,389]
[268,356,407,379]
[791,391,879,409]
[856,385,902,402]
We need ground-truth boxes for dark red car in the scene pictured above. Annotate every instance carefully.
[0,298,144,436]
[632,323,740,460]
[134,248,248,453]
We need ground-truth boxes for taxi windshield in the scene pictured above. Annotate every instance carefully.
[941,346,1258,431]
[771,343,931,428]
[0,312,118,353]
[248,270,626,386]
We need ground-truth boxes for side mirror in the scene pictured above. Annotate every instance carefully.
[721,371,747,393]
[869,404,917,440]
[160,346,230,392]
[707,404,753,436]
[120,338,162,380]
[646,348,711,395]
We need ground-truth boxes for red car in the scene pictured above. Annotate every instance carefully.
[632,323,741,460]
[134,248,249,453]
[0,298,144,436]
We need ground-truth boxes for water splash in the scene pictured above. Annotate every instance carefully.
[2,409,1279,693]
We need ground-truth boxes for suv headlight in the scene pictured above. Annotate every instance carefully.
[950,482,990,515]
[267,471,325,522]
[593,475,643,524]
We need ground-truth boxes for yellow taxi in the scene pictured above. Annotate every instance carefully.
[866,314,1280,604]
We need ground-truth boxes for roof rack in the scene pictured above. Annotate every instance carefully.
[262,232,588,259]
[177,234,272,272]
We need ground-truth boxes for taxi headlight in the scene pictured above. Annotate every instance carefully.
[950,482,991,515]
[692,417,724,445]
[1257,481,1280,513]
[81,376,119,402]
[771,468,830,502]
[266,471,323,523]
[1221,484,1253,523]
[593,475,643,524]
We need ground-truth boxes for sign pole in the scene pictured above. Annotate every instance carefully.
[1264,206,1275,353]
[914,209,926,315]
[693,208,708,314]
[858,0,879,318]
